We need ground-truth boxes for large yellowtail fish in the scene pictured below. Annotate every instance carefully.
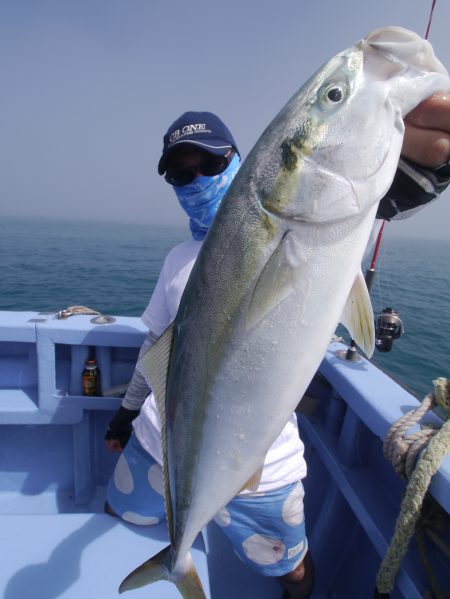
[120,27,450,598]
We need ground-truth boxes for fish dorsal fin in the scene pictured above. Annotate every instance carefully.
[247,231,298,329]
[137,322,175,538]
[340,270,375,358]
[137,323,174,429]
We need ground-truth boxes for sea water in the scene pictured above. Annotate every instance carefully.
[1,216,449,399]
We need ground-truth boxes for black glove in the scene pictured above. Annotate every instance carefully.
[105,406,140,449]
[377,159,450,221]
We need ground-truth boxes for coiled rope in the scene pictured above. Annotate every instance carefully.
[375,378,450,597]
[383,392,439,480]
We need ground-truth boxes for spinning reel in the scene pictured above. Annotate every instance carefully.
[375,307,404,352]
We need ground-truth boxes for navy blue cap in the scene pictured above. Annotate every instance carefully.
[158,111,239,175]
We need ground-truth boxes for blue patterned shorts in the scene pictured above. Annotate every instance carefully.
[107,434,307,576]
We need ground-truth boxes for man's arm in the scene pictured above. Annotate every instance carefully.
[105,330,159,452]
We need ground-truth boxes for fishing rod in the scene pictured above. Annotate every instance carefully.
[367,222,404,354]
[425,0,437,39]
[364,220,385,294]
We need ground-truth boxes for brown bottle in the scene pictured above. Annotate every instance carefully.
[82,358,101,396]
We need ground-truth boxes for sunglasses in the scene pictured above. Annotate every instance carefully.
[165,152,233,187]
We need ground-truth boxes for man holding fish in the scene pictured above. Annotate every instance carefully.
[106,27,450,599]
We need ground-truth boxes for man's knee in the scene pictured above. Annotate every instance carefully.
[277,551,314,599]
[280,560,305,582]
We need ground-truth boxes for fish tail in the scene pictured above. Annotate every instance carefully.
[119,545,206,598]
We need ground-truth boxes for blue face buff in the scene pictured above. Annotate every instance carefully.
[174,153,241,240]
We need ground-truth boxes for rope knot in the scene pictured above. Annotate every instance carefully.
[383,391,438,480]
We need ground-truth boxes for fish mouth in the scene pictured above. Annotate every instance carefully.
[361,26,449,78]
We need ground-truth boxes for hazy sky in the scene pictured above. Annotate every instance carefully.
[1,0,449,240]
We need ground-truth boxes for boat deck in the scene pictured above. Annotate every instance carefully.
[0,515,285,599]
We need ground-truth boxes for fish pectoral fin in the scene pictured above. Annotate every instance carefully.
[247,231,297,329]
[119,546,206,599]
[137,322,174,429]
[340,269,375,358]
[239,464,264,492]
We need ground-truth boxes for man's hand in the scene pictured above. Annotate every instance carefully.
[402,92,450,168]
[105,406,140,452]
[106,438,124,453]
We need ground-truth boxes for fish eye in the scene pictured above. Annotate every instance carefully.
[318,81,349,109]
[327,86,344,102]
